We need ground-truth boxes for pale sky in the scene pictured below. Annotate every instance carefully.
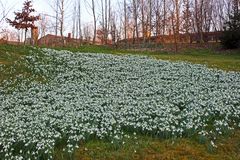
[1,0,119,36]
[3,0,92,25]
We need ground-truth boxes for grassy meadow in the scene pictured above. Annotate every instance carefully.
[51,44,240,71]
[0,44,240,160]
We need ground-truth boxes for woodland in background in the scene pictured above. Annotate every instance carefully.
[69,0,240,45]
[0,0,240,50]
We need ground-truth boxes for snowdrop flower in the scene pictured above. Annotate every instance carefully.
[0,48,239,159]
[210,140,217,148]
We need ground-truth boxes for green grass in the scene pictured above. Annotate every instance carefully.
[151,49,240,72]
[50,44,240,72]
[0,44,32,64]
[54,131,240,160]
[1,44,240,160]
[0,44,44,88]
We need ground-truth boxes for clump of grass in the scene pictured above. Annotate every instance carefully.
[64,131,240,160]
[0,44,46,90]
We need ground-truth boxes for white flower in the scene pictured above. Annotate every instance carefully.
[210,140,217,148]
[0,48,239,159]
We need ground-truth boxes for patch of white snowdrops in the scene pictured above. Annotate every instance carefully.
[0,48,240,159]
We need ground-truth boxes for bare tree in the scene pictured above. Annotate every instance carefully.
[202,0,213,33]
[175,0,180,36]
[55,0,59,35]
[92,0,97,44]
[124,0,127,42]
[0,0,7,25]
[47,0,72,38]
[99,0,112,44]
[0,29,18,41]
[183,0,191,34]
[233,0,239,15]
[148,0,152,40]
[59,0,65,40]
[72,0,82,40]
[72,1,77,38]
[101,0,105,43]
[170,0,180,52]
[140,0,145,39]
[104,0,108,44]
[193,0,204,42]
[83,23,92,41]
[154,0,160,36]
[163,0,167,35]
[38,14,50,38]
[78,0,82,40]
[132,0,139,43]
[0,0,14,37]
[110,11,117,46]
[85,0,96,44]
[20,0,237,47]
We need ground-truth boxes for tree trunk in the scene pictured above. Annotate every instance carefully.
[124,0,127,47]
[155,0,160,36]
[92,0,96,44]
[101,0,104,44]
[171,12,178,53]
[55,0,59,36]
[175,0,180,44]
[72,2,76,38]
[24,28,27,45]
[133,0,139,43]
[78,0,82,44]
[108,0,111,44]
[148,0,152,43]
[185,0,191,43]
[104,0,108,44]
[141,0,145,42]
[163,0,166,35]
[60,0,64,46]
